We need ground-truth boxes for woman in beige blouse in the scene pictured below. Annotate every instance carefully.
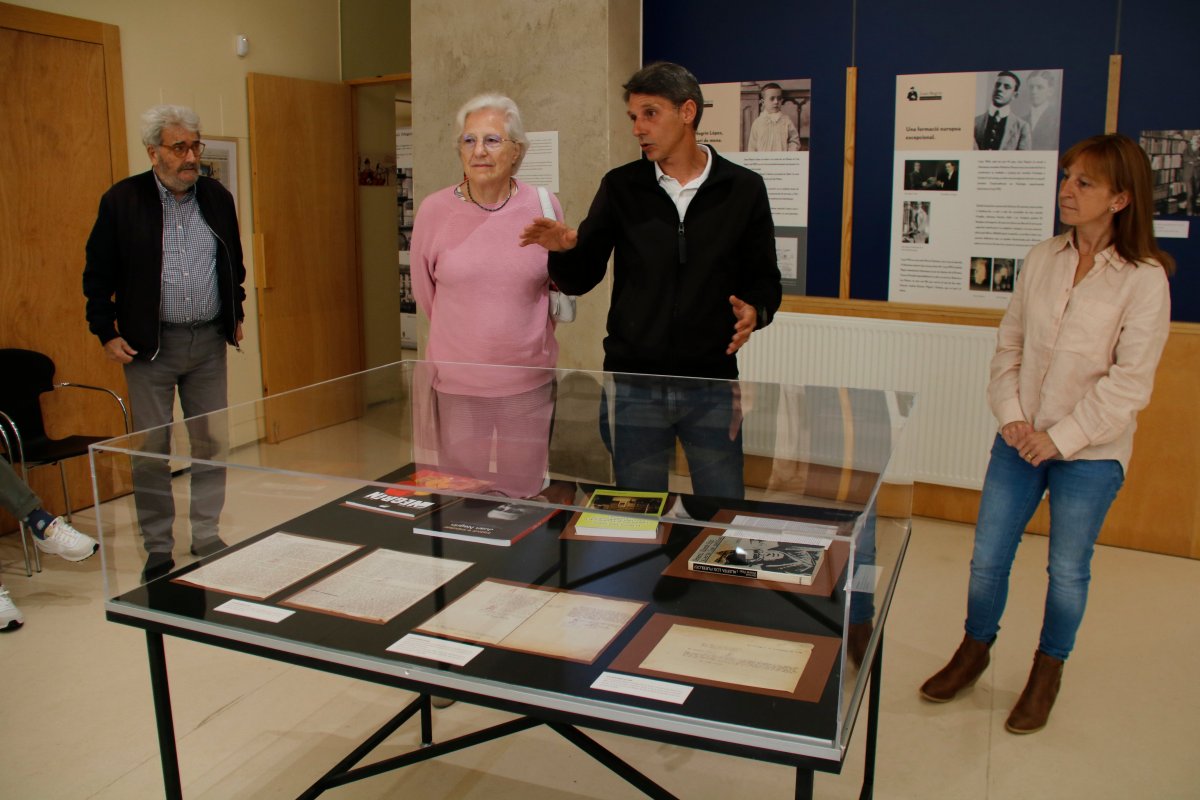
[919,134,1175,734]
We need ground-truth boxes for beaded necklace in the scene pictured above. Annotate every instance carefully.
[462,178,516,212]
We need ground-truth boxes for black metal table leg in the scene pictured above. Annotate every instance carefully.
[795,766,815,799]
[146,631,183,800]
[859,635,883,800]
[420,694,433,746]
[549,723,678,800]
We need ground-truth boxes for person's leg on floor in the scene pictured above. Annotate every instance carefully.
[178,323,229,551]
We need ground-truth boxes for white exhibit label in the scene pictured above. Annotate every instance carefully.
[591,672,693,704]
[1153,219,1189,239]
[515,131,560,193]
[387,633,483,666]
[215,599,295,623]
[395,127,414,168]
[728,514,836,547]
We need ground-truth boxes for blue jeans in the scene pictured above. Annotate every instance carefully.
[604,375,745,506]
[965,435,1124,660]
[850,502,877,625]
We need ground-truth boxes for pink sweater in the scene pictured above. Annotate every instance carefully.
[411,179,561,390]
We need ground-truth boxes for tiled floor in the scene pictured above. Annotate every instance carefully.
[2,512,1197,799]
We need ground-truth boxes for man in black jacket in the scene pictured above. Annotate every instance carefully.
[521,63,781,514]
[83,105,246,581]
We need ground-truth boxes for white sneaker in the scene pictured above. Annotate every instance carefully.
[0,586,24,631]
[34,517,99,562]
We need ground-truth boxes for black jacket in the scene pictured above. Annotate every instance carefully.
[83,170,246,357]
[548,149,781,379]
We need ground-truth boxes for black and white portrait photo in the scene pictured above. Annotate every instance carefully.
[905,159,961,191]
[740,79,811,152]
[905,160,931,190]
[1025,70,1061,151]
[974,69,1063,152]
[901,201,931,244]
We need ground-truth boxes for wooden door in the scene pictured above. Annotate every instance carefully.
[247,73,364,442]
[0,4,128,521]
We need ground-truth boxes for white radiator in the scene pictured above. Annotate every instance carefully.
[739,312,998,489]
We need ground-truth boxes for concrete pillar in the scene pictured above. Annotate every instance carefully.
[411,0,641,370]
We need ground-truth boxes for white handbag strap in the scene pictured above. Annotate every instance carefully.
[536,186,557,221]
[538,186,569,302]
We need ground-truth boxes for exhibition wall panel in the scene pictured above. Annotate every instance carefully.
[644,0,1199,321]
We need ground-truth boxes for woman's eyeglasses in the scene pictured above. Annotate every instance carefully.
[458,134,514,152]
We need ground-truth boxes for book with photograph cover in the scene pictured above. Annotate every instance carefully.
[341,484,462,520]
[574,489,668,539]
[415,498,559,546]
[688,534,825,585]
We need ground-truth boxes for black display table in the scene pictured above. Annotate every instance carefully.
[95,361,915,799]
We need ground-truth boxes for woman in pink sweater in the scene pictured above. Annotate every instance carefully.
[411,94,565,498]
[412,93,562,379]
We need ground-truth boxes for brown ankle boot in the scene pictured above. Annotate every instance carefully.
[919,634,992,703]
[1005,650,1064,734]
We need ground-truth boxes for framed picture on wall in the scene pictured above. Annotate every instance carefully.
[200,135,239,213]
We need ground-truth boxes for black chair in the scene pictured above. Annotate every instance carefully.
[0,349,128,576]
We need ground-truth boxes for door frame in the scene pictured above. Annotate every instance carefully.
[0,2,129,524]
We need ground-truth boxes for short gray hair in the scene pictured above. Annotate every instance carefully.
[455,93,528,170]
[140,105,201,148]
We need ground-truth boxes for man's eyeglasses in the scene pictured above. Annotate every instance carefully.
[161,140,206,157]
[458,134,514,152]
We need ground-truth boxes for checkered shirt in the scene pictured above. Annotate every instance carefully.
[155,173,220,324]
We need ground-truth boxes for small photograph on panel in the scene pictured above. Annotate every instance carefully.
[992,258,1015,292]
[1139,129,1200,216]
[933,160,959,191]
[905,159,933,190]
[741,79,811,152]
[905,160,960,191]
[969,257,993,291]
[901,201,931,244]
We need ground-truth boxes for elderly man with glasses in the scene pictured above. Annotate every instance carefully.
[83,104,246,582]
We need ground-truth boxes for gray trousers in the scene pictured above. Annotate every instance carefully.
[0,457,41,521]
[124,322,229,554]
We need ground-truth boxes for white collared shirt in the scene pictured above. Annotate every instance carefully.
[655,144,714,220]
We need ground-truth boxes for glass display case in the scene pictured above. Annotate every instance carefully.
[91,360,915,798]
